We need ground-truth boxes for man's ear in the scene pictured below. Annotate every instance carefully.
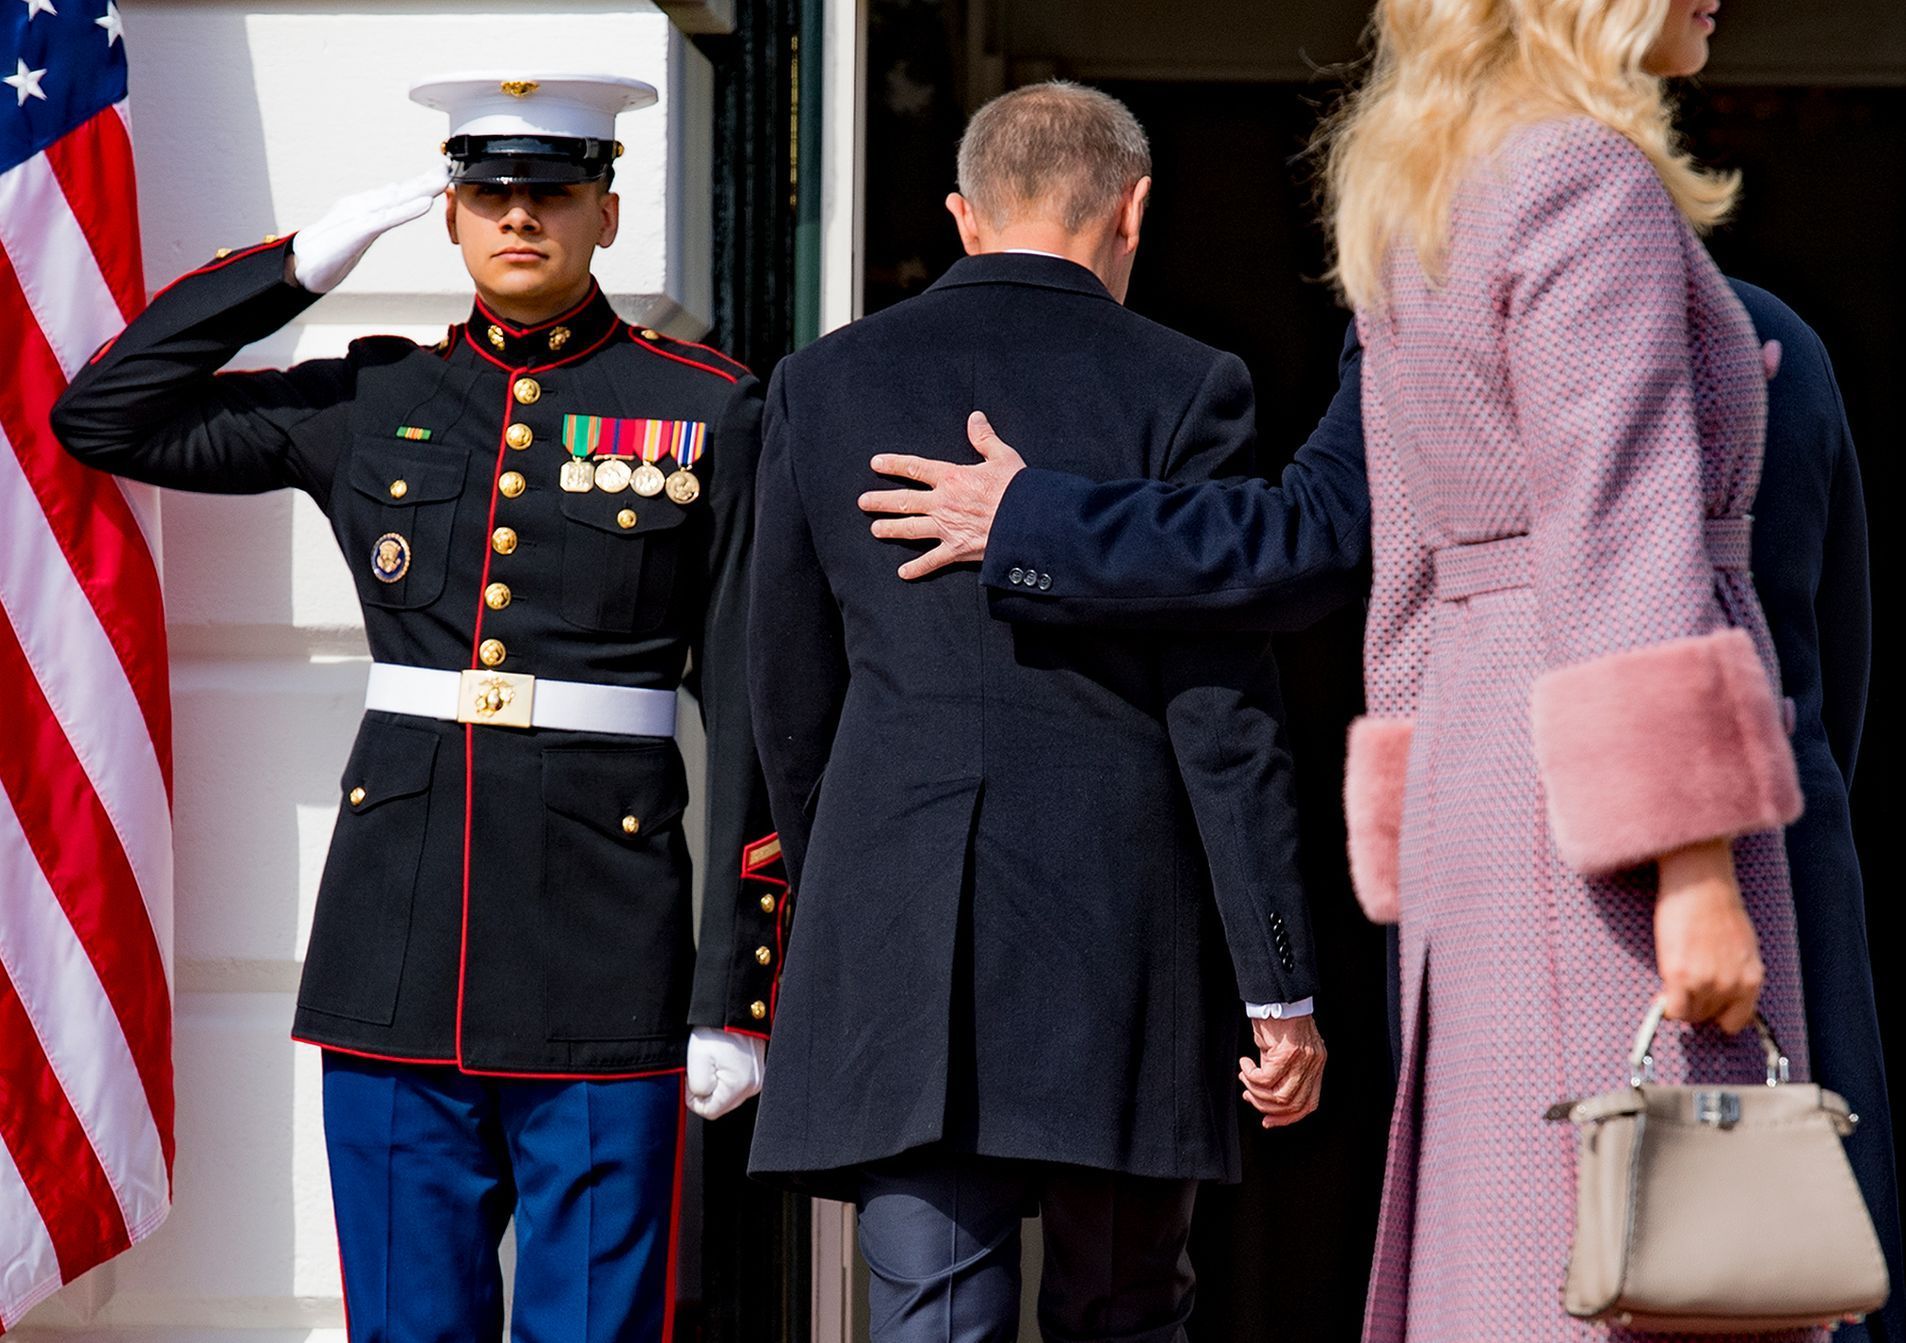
[946,192,984,257]
[444,190,459,245]
[1118,176,1152,255]
[597,189,621,249]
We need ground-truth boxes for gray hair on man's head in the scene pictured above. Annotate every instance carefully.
[956,81,1151,233]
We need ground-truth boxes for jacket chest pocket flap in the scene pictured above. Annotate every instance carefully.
[300,721,440,1025]
[345,447,469,610]
[540,744,694,1041]
[555,493,689,636]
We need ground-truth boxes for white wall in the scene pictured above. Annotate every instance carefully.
[14,3,711,1336]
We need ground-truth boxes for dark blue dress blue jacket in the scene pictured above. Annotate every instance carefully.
[984,284,1900,1340]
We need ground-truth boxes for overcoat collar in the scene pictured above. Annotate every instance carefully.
[926,252,1118,303]
[465,281,621,369]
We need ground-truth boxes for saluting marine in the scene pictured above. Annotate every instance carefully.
[52,73,785,1340]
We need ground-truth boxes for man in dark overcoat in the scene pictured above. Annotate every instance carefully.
[747,82,1326,1341]
[52,72,784,1340]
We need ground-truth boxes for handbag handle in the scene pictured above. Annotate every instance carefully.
[1627,1000,1791,1088]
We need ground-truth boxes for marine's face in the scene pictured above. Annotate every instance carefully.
[1644,0,1718,78]
[446,180,619,321]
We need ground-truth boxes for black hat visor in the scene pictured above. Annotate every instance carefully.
[446,135,614,186]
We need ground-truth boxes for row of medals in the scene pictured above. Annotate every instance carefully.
[561,456,701,505]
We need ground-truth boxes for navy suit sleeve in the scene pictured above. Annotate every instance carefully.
[981,323,1370,633]
[1807,330,1871,787]
[1155,354,1318,1006]
[747,363,850,894]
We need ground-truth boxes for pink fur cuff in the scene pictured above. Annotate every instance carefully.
[1345,716,1414,925]
[1530,628,1803,875]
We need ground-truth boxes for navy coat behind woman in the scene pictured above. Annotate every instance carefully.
[976,282,1900,1340]
[1734,281,1900,1343]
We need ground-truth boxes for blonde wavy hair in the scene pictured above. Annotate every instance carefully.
[1321,0,1740,310]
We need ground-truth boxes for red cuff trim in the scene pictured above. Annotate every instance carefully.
[1344,717,1412,925]
[741,832,783,876]
[1531,628,1803,874]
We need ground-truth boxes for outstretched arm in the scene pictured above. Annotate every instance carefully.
[857,324,1371,632]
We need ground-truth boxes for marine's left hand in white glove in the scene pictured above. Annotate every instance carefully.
[685,1027,767,1120]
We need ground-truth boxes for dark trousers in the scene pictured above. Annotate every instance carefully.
[855,1153,1199,1343]
[321,1052,683,1343]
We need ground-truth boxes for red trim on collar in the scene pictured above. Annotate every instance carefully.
[630,328,740,383]
[471,281,601,337]
[462,316,623,373]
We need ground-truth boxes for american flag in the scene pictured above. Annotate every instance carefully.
[0,0,174,1329]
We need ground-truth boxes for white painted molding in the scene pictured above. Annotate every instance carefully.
[819,0,868,335]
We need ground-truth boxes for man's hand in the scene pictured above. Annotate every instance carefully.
[1239,1016,1326,1129]
[290,165,452,295]
[685,1027,768,1120]
[858,411,1026,580]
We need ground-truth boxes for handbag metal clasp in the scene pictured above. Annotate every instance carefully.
[1627,1002,1791,1090]
[1693,1090,1742,1129]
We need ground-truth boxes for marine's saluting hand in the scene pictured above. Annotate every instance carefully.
[860,410,1026,579]
[1240,1015,1326,1129]
[290,165,452,294]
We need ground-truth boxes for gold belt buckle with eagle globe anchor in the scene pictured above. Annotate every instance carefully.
[456,669,536,729]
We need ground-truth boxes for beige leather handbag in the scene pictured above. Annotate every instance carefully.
[1546,1003,1890,1334]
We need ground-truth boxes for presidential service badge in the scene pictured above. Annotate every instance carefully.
[371,532,412,583]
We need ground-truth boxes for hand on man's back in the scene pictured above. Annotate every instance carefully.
[859,411,1026,579]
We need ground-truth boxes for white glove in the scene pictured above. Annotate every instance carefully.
[685,1027,767,1120]
[289,165,450,294]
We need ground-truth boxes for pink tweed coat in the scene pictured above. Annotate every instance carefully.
[1345,118,1810,1341]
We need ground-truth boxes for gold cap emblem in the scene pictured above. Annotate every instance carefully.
[499,80,540,98]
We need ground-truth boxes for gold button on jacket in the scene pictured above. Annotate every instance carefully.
[478,638,507,667]
[491,526,518,555]
[512,377,542,405]
[388,479,408,499]
[498,471,526,498]
[506,422,534,450]
[484,582,511,610]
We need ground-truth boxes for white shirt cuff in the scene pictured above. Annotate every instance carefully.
[1244,998,1314,1020]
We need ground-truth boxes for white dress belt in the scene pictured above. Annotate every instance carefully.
[364,663,678,738]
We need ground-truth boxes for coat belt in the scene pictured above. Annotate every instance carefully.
[364,663,678,737]
[1432,516,1753,603]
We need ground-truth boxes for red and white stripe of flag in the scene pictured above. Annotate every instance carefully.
[0,101,175,1331]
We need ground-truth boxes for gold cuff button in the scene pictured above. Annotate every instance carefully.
[388,479,409,499]
[484,582,512,610]
[621,815,641,835]
[512,377,542,405]
[617,508,638,529]
[478,639,507,668]
[505,422,534,450]
[749,1001,768,1021]
[759,894,777,914]
[498,471,526,498]
[491,526,518,555]
[755,946,773,966]
[348,786,366,806]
